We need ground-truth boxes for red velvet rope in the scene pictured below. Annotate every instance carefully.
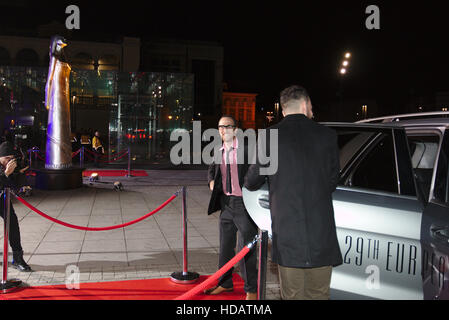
[77,148,129,163]
[27,148,129,163]
[14,193,178,231]
[83,152,95,161]
[83,148,97,155]
[98,150,129,163]
[174,245,251,300]
[72,149,81,158]
[35,153,45,161]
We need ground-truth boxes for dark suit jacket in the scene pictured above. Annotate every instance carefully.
[207,140,250,215]
[244,114,343,268]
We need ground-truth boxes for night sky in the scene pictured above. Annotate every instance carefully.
[1,1,448,116]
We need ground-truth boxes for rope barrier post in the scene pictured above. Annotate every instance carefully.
[257,230,269,300]
[171,186,199,284]
[28,150,32,168]
[126,146,132,177]
[0,188,22,293]
[80,146,84,168]
[174,235,258,300]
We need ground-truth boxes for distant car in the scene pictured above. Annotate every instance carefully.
[243,111,449,300]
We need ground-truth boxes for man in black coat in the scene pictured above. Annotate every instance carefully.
[205,115,258,300]
[244,85,342,299]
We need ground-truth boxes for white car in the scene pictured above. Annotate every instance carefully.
[243,112,449,300]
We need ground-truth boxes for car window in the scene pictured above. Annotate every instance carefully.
[433,131,449,204]
[348,133,398,194]
[407,134,440,202]
[408,136,439,169]
[337,131,376,172]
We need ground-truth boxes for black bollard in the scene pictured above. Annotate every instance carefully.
[257,230,269,300]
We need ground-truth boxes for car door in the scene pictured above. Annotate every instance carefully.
[420,128,449,300]
[328,124,424,300]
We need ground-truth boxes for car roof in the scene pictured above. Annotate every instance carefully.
[321,120,449,131]
[386,118,449,128]
[321,112,449,129]
[321,122,398,129]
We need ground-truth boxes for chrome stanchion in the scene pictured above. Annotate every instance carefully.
[126,146,132,177]
[28,150,32,168]
[28,147,39,168]
[1,188,22,293]
[80,146,84,167]
[257,230,269,300]
[171,186,199,284]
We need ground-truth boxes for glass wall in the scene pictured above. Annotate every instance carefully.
[110,72,194,161]
[0,66,194,162]
[0,66,48,151]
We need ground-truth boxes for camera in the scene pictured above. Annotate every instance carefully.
[4,154,29,189]
[12,155,27,173]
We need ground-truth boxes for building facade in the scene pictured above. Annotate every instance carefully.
[0,34,224,128]
[140,38,223,129]
[0,35,140,72]
[0,34,198,162]
[222,92,257,129]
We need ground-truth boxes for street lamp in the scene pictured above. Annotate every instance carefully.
[337,51,352,121]
[340,52,351,75]
[362,105,368,119]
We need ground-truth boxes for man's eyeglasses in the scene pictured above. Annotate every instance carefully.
[218,125,235,129]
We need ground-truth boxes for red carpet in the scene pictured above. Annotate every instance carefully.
[83,170,148,177]
[0,274,245,300]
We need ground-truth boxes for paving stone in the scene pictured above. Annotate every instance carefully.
[7,169,281,299]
